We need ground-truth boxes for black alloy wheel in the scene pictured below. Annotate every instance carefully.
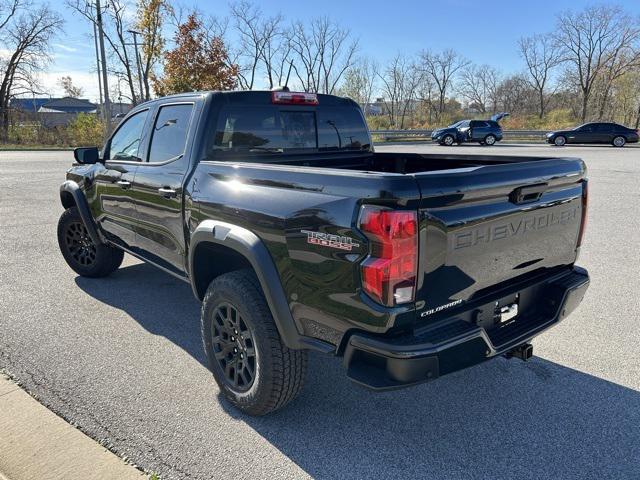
[211,302,257,391]
[64,221,97,267]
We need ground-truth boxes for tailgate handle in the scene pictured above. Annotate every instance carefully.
[509,183,548,204]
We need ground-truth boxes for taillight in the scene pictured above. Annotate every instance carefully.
[358,206,418,306]
[271,91,319,105]
[577,180,588,247]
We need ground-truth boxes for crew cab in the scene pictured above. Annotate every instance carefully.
[58,90,589,415]
[546,122,639,147]
[432,113,509,146]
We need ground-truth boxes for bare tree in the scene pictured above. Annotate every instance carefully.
[378,54,422,128]
[519,33,563,118]
[67,0,140,104]
[555,5,640,121]
[419,49,468,118]
[0,2,63,140]
[259,19,290,89]
[0,0,21,31]
[231,2,281,89]
[458,64,500,113]
[339,57,378,111]
[595,29,640,119]
[58,75,83,97]
[289,17,358,94]
[496,74,534,114]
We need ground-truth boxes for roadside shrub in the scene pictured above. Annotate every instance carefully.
[67,113,104,147]
[366,115,392,130]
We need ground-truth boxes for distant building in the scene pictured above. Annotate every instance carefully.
[364,98,386,116]
[100,102,134,118]
[11,96,134,128]
[10,97,53,113]
[37,97,97,114]
[11,97,98,128]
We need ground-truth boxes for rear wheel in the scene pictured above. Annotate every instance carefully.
[57,207,123,277]
[201,269,307,415]
[554,135,566,146]
[612,136,626,147]
[484,134,497,146]
[441,134,455,146]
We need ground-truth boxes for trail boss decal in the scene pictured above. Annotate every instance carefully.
[301,230,360,251]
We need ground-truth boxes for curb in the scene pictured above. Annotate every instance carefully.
[0,374,145,480]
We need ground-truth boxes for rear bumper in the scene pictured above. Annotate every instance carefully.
[343,266,589,390]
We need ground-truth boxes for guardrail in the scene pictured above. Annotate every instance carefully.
[370,129,549,141]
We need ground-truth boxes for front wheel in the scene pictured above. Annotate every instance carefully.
[612,136,626,147]
[57,207,124,277]
[484,134,497,146]
[201,269,307,416]
[440,134,455,146]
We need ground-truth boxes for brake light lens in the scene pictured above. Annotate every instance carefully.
[577,180,588,247]
[271,91,319,105]
[358,206,418,306]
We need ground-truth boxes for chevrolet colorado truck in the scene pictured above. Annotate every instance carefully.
[57,90,589,415]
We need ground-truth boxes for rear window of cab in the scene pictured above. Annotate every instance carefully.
[208,105,371,155]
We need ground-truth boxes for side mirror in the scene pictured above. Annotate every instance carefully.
[74,147,100,164]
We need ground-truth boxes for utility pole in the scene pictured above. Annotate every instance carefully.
[96,0,111,139]
[92,21,103,121]
[128,30,145,102]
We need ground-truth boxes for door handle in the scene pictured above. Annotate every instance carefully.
[158,187,177,198]
[116,180,131,189]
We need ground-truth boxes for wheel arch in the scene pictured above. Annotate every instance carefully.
[189,220,330,352]
[59,180,103,245]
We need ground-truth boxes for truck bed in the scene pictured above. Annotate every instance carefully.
[239,151,577,175]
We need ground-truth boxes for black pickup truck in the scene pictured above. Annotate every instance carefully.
[58,90,590,415]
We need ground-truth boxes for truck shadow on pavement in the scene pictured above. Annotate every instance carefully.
[76,262,640,480]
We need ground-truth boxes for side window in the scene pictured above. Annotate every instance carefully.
[148,104,194,163]
[108,110,148,161]
[595,123,611,133]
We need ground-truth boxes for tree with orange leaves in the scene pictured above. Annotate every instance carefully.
[153,14,238,96]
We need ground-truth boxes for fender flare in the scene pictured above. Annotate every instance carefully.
[59,180,103,246]
[189,220,332,352]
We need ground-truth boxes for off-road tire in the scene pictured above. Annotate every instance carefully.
[201,269,307,416]
[57,207,124,277]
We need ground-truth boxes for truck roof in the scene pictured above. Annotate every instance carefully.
[135,90,359,109]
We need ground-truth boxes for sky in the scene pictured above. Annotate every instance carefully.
[38,0,640,102]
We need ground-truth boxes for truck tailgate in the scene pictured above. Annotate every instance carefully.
[414,158,586,316]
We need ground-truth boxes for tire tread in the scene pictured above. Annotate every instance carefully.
[201,269,307,415]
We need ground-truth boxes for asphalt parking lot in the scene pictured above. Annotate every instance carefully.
[1,144,639,479]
